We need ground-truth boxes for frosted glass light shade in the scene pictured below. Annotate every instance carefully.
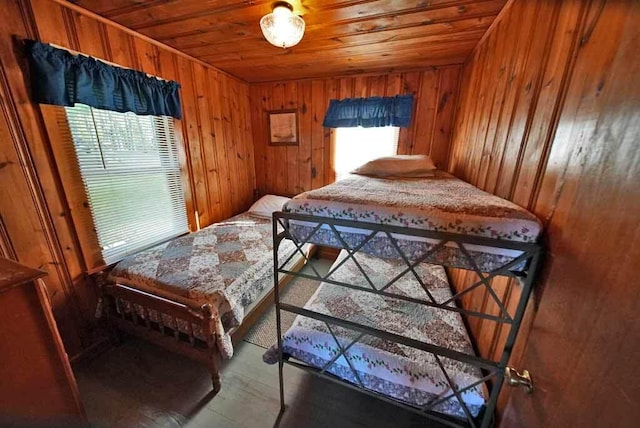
[260,2,305,49]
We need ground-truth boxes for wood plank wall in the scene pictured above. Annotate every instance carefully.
[249,68,461,196]
[501,1,640,426]
[447,0,585,364]
[449,0,640,423]
[0,0,255,357]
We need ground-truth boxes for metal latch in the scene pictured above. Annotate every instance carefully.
[505,367,533,393]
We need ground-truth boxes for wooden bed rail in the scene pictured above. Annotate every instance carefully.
[103,283,215,322]
[101,282,222,392]
[99,245,315,395]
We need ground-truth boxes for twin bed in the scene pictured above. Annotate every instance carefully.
[101,210,305,390]
[284,170,541,272]
[270,168,543,428]
[102,163,542,428]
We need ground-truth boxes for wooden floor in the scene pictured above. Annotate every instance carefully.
[74,258,447,427]
[74,339,442,428]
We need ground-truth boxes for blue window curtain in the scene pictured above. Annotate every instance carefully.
[26,40,182,119]
[322,95,414,128]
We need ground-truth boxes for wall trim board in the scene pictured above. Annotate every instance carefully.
[466,0,515,63]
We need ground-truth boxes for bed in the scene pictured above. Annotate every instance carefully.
[265,250,488,419]
[283,170,542,272]
[271,169,543,428]
[101,201,307,392]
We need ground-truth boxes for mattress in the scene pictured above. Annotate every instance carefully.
[283,171,542,272]
[109,213,297,358]
[264,250,488,419]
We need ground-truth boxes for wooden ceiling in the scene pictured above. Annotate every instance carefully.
[69,0,507,82]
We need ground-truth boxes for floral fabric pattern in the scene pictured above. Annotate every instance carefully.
[288,224,527,272]
[283,171,542,272]
[264,250,487,419]
[109,213,296,358]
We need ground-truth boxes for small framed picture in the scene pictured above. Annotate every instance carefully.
[268,110,298,146]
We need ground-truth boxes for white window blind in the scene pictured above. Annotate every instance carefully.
[333,126,400,181]
[63,104,188,265]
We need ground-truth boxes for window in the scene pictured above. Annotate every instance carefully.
[63,104,188,265]
[332,126,399,181]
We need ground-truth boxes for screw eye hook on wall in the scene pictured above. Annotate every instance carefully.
[260,1,305,49]
[505,367,534,393]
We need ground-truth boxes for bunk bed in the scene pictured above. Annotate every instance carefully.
[100,196,308,393]
[270,171,543,428]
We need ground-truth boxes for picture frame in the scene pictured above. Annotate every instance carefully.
[268,109,298,146]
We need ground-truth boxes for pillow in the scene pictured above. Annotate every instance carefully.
[351,155,437,178]
[247,194,291,218]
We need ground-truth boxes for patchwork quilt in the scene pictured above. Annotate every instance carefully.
[264,250,487,419]
[109,213,296,358]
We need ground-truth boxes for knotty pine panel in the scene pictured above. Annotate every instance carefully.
[1,0,89,356]
[447,0,584,365]
[502,1,640,426]
[250,68,462,196]
[448,0,640,424]
[29,0,256,230]
[0,0,255,357]
[71,0,506,82]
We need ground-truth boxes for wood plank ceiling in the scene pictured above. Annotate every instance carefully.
[68,0,507,82]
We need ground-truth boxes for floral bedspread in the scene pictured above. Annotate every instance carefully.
[264,250,487,419]
[283,171,542,272]
[109,213,295,358]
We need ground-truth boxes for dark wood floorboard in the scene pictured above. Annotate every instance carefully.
[75,339,446,427]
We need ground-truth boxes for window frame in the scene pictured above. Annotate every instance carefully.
[41,105,194,272]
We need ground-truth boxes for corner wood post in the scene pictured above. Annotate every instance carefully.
[202,303,222,393]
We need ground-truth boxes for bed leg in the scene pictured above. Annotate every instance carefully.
[208,350,222,394]
[202,304,222,394]
[101,294,122,346]
[211,371,222,393]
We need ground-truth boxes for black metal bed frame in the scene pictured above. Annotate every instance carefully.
[272,211,542,428]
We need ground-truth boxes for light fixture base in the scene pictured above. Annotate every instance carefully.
[272,1,293,12]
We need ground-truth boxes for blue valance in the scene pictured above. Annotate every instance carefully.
[26,40,182,119]
[322,95,414,128]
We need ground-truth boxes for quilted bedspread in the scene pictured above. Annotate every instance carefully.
[109,213,295,358]
[264,250,487,418]
[284,171,542,272]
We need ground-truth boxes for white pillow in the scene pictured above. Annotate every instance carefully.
[351,155,437,178]
[247,194,291,219]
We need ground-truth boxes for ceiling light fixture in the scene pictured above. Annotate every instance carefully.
[260,1,305,49]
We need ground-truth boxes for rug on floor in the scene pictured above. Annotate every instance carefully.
[243,276,321,349]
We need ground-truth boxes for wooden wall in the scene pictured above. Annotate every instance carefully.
[447,0,586,366]
[249,68,461,196]
[0,0,255,357]
[449,0,640,425]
